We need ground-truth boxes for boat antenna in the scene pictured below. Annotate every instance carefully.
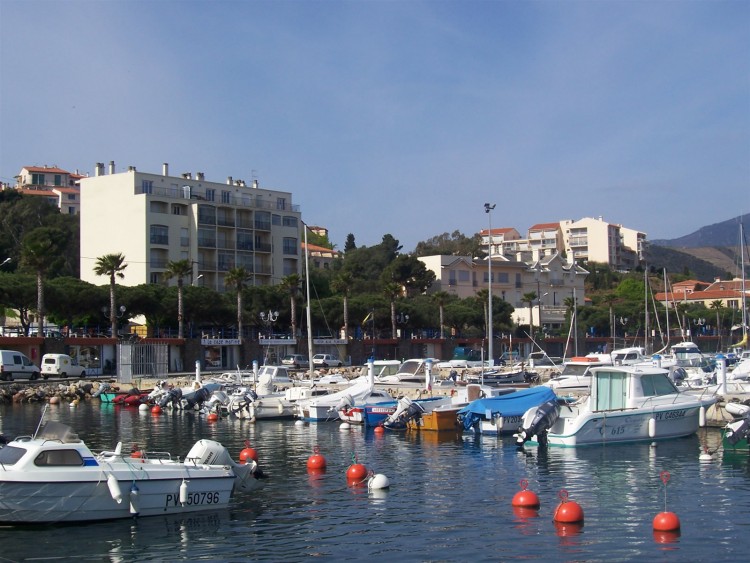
[33,404,49,439]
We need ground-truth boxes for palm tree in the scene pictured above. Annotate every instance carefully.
[383,282,402,338]
[225,266,252,340]
[164,259,193,338]
[431,291,451,339]
[20,227,64,336]
[331,271,354,340]
[94,253,127,338]
[521,291,537,335]
[280,274,302,338]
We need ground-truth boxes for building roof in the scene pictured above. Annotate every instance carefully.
[529,222,560,231]
[22,166,71,174]
[479,227,517,235]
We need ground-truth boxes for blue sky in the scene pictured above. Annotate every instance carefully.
[1,0,748,251]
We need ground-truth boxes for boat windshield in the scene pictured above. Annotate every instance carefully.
[560,364,592,376]
[0,445,27,465]
[397,361,424,375]
[640,373,679,396]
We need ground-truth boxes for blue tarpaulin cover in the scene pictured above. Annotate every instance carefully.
[456,386,557,431]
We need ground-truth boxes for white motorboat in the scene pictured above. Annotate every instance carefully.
[376,358,439,386]
[542,356,608,392]
[297,376,380,421]
[517,364,716,447]
[0,419,263,524]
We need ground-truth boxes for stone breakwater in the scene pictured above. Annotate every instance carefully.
[0,381,110,404]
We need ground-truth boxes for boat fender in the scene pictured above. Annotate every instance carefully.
[648,417,656,439]
[278,400,284,414]
[129,483,140,515]
[179,479,189,505]
[107,473,123,504]
[699,406,706,427]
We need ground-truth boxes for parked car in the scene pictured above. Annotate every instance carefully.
[281,354,310,369]
[0,350,41,381]
[41,353,86,379]
[312,353,343,368]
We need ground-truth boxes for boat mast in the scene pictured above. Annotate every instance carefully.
[644,268,650,355]
[303,223,314,381]
[739,221,748,349]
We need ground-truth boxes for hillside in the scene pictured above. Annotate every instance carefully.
[649,214,747,280]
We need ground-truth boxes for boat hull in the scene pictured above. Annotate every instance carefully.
[0,473,235,523]
[545,404,706,447]
[407,407,462,432]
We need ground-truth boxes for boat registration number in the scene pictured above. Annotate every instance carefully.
[165,491,221,508]
[655,409,687,421]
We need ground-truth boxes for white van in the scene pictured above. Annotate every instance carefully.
[0,350,41,381]
[41,353,86,379]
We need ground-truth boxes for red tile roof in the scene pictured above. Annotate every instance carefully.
[529,222,560,231]
[23,166,71,174]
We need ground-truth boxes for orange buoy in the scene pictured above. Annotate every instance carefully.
[346,463,368,483]
[373,426,385,435]
[307,446,327,470]
[207,412,219,422]
[653,511,681,532]
[239,440,258,463]
[151,405,162,414]
[130,444,143,459]
[511,479,540,509]
[553,490,584,523]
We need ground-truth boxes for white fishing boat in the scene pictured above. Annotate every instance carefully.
[517,364,716,447]
[376,358,440,386]
[0,419,263,524]
[542,356,608,392]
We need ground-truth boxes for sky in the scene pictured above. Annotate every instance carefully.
[1,0,748,252]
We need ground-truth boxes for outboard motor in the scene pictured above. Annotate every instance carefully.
[333,394,354,413]
[185,386,211,410]
[158,388,183,409]
[515,400,560,447]
[91,382,110,398]
[724,402,750,446]
[383,397,425,430]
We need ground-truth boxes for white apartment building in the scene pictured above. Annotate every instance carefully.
[79,162,302,291]
[479,216,645,271]
[418,253,586,331]
[560,216,644,270]
[9,165,84,215]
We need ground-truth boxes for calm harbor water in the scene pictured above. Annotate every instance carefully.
[0,400,748,562]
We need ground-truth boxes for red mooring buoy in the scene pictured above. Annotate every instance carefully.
[150,405,162,415]
[207,412,219,422]
[553,489,584,523]
[346,463,368,483]
[511,479,540,509]
[307,446,327,471]
[654,471,680,531]
[239,440,258,463]
[374,426,385,435]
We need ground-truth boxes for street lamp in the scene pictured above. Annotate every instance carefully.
[485,202,496,365]
[619,316,629,338]
[396,312,409,339]
[102,305,127,337]
[193,274,204,287]
[0,257,10,267]
[259,310,279,339]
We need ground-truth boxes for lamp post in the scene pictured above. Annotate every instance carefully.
[485,202,496,365]
[396,312,409,339]
[0,257,10,267]
[193,274,203,287]
[619,316,629,339]
[102,305,127,338]
[259,310,279,339]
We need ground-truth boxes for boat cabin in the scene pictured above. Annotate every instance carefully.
[589,366,680,412]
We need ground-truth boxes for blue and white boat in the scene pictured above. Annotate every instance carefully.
[516,364,717,447]
[456,386,558,435]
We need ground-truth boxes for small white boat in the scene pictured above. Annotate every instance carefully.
[542,356,608,392]
[376,358,439,386]
[0,419,263,524]
[517,364,716,447]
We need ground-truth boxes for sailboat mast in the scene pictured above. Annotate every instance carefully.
[644,268,650,355]
[740,221,748,348]
[303,223,314,381]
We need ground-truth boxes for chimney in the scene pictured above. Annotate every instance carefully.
[95,163,104,176]
[252,179,259,189]
[227,176,233,185]
[235,179,242,186]
[182,172,192,179]
[163,163,169,176]
[128,166,136,172]
[196,172,204,181]
[108,161,115,175]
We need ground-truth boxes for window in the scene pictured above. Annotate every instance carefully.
[272,214,281,226]
[180,228,189,247]
[150,273,161,284]
[205,188,215,202]
[277,197,286,210]
[141,180,153,194]
[172,205,183,215]
[34,449,84,467]
[283,237,298,255]
[458,271,470,282]
[497,272,509,283]
[67,207,75,215]
[150,225,169,245]
[68,193,77,201]
[283,216,298,228]
[54,174,62,186]
[221,190,231,204]
[593,371,627,411]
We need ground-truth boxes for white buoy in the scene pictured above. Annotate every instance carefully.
[129,483,140,515]
[107,474,123,504]
[340,422,351,431]
[139,403,149,412]
[179,479,189,505]
[699,451,713,462]
[648,417,656,438]
[294,420,304,426]
[368,473,390,490]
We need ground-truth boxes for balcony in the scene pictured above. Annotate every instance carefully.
[150,235,169,245]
